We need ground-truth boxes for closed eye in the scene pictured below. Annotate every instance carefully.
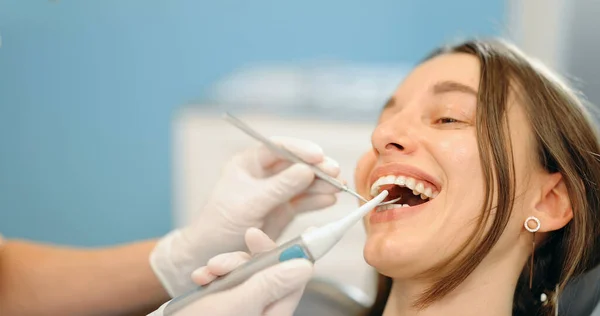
[437,117,461,124]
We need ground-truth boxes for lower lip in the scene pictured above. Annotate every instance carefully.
[369,203,428,224]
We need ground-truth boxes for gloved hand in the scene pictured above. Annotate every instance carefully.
[149,228,313,316]
[151,137,341,296]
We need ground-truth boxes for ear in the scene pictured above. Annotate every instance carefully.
[532,172,573,232]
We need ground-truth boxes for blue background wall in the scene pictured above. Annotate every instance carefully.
[0,1,504,246]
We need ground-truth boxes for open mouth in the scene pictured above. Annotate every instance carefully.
[370,175,439,211]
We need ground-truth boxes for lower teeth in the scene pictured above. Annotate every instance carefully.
[376,203,410,212]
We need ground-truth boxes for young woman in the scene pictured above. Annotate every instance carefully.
[354,39,600,316]
[194,39,600,316]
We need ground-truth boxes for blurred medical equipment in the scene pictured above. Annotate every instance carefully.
[162,191,389,315]
[223,112,399,206]
[209,63,410,116]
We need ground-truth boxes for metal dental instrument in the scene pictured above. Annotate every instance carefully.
[222,112,400,206]
[162,190,390,316]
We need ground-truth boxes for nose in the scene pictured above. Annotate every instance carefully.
[371,115,418,157]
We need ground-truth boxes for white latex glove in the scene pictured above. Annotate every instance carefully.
[149,228,312,316]
[151,137,341,296]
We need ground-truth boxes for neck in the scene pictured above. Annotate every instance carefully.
[383,252,525,316]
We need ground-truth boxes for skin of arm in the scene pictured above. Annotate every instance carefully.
[0,239,170,316]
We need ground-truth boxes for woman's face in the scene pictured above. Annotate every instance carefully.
[356,53,542,279]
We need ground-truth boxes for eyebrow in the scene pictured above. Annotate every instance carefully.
[432,80,478,96]
[382,80,478,110]
[382,97,396,110]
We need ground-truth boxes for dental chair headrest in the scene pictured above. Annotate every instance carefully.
[559,263,600,316]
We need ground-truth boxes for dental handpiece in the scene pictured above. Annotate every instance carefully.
[162,190,389,315]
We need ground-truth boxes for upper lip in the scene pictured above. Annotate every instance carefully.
[368,163,442,193]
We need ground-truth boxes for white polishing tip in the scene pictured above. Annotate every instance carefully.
[301,190,389,260]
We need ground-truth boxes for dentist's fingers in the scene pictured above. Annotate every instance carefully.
[264,287,307,316]
[191,228,282,287]
[262,227,316,315]
[256,137,324,168]
[314,156,341,177]
[260,164,315,206]
[305,179,344,194]
[265,155,341,180]
[303,226,317,234]
[245,227,277,254]
[233,259,314,311]
[191,266,218,285]
[206,251,251,276]
[191,251,251,286]
[290,194,338,213]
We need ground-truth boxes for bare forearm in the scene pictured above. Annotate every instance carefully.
[0,240,170,316]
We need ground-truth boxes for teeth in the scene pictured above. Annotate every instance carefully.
[375,203,411,212]
[424,187,432,197]
[415,182,425,193]
[405,177,416,190]
[370,186,378,198]
[411,182,430,198]
[394,176,406,186]
[370,177,387,197]
[369,174,440,201]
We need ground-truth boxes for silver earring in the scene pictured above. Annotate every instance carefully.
[524,216,541,289]
[540,285,560,315]
[541,292,548,304]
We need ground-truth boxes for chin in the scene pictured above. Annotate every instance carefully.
[363,231,432,278]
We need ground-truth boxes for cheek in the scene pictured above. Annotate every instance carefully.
[432,134,489,254]
[363,133,490,276]
[355,150,377,228]
[436,133,485,208]
[355,150,377,197]
[436,133,475,166]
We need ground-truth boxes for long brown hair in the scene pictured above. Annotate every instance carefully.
[366,39,600,316]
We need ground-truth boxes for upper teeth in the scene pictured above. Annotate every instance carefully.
[370,175,439,200]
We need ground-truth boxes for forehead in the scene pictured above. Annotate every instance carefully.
[393,53,481,100]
